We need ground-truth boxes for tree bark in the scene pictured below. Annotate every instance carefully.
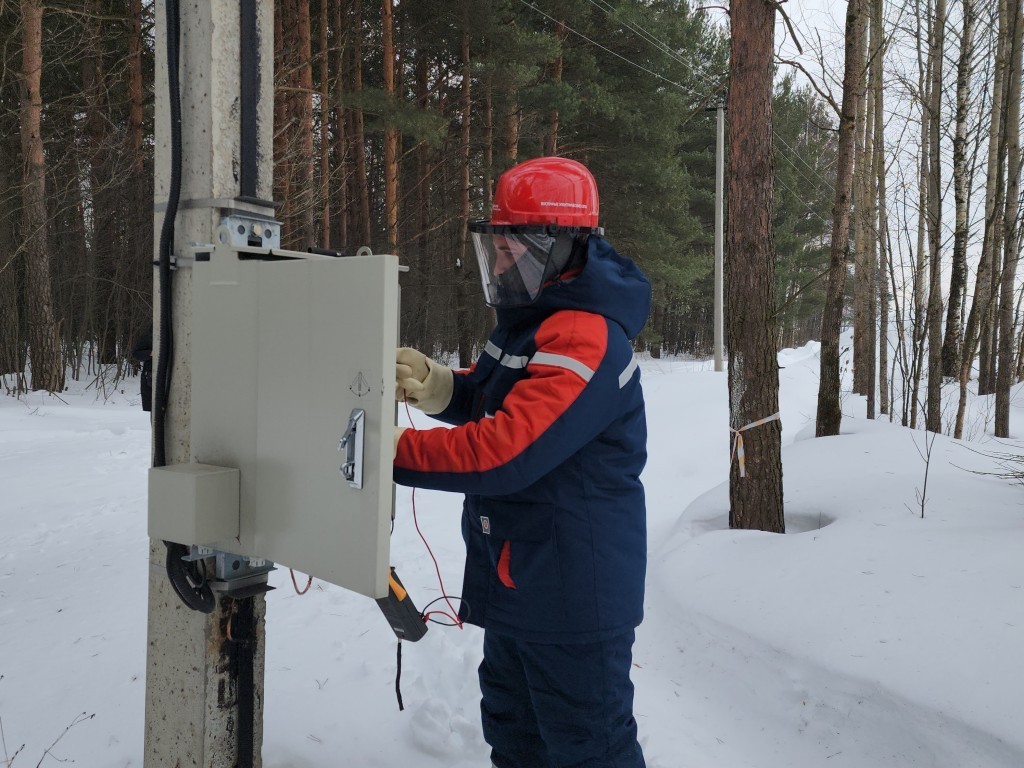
[126,0,149,354]
[274,1,291,234]
[874,0,890,418]
[289,0,315,248]
[925,0,946,433]
[331,0,349,251]
[456,24,476,369]
[128,0,145,177]
[544,22,567,156]
[909,0,931,429]
[320,0,331,248]
[726,0,783,533]
[349,0,371,248]
[995,0,1023,437]
[817,0,866,437]
[19,0,63,392]
[382,0,399,253]
[852,45,869,398]
[484,83,494,212]
[980,1,1009,399]
[958,0,1008,433]
[411,48,432,347]
[942,0,975,379]
[0,135,20,378]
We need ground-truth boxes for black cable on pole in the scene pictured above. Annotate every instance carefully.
[156,0,215,615]
[154,0,180,470]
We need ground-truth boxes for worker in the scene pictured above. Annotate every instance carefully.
[393,156,650,768]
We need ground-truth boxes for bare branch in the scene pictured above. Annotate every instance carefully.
[776,57,840,114]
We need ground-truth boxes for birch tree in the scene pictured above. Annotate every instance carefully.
[941,0,976,380]
[925,0,946,434]
[818,0,867,437]
[957,0,1008,435]
[994,0,1023,437]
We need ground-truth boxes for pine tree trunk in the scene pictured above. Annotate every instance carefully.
[382,0,399,253]
[544,22,567,156]
[818,0,866,438]
[349,0,371,248]
[456,25,476,368]
[288,0,315,249]
[410,49,431,348]
[925,0,946,434]
[994,0,1023,437]
[128,0,145,177]
[726,0,783,533]
[320,0,331,248]
[331,0,349,251]
[0,136,20,377]
[126,0,149,350]
[274,3,291,233]
[84,0,119,365]
[19,0,63,392]
[484,84,494,211]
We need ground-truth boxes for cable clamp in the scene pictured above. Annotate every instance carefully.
[151,251,197,270]
[730,412,781,478]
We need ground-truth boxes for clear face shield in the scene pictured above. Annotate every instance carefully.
[468,222,600,307]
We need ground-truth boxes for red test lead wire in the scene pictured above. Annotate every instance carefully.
[404,399,463,629]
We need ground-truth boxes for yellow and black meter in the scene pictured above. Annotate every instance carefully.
[376,568,428,642]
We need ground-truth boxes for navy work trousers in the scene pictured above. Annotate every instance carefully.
[479,629,646,768]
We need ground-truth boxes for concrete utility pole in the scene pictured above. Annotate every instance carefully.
[146,1,274,765]
[714,99,726,373]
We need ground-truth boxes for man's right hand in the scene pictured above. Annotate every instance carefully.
[395,347,454,415]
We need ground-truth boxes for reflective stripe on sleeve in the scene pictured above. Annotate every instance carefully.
[530,351,595,382]
[500,354,530,369]
[484,340,503,360]
[618,355,639,388]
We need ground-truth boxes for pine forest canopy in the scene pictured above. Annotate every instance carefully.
[0,0,835,391]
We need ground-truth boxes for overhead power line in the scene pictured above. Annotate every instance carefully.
[516,0,834,225]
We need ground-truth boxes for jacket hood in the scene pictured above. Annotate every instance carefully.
[494,237,652,339]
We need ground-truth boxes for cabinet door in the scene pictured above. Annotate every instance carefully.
[192,253,398,599]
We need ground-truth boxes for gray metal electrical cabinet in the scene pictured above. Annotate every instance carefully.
[153,231,399,600]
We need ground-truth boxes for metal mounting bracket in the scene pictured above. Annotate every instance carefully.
[184,546,276,598]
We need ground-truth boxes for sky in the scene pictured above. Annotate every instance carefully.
[2,337,1023,767]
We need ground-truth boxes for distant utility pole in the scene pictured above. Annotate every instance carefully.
[146,1,274,765]
[714,98,726,372]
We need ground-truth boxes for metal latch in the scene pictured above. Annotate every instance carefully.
[338,408,365,489]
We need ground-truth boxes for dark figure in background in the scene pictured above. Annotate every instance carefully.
[131,324,153,412]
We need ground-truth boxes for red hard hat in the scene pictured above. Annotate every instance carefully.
[491,157,600,228]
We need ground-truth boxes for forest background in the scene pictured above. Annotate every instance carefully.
[0,0,1020,444]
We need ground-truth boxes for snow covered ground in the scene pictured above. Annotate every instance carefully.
[2,343,1023,767]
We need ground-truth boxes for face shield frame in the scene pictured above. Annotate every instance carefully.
[468,221,604,308]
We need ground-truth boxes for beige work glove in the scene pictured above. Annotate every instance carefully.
[395,347,454,415]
